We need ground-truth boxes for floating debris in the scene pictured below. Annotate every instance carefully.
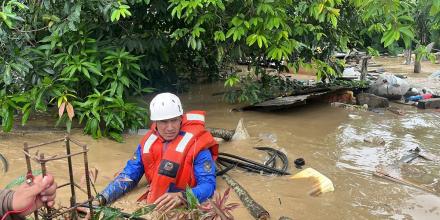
[231,118,250,141]
[387,106,405,115]
[0,153,8,174]
[364,136,386,145]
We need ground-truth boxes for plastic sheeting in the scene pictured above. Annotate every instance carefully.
[370,75,410,98]
[342,67,361,79]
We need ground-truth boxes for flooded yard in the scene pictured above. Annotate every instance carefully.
[1,57,440,219]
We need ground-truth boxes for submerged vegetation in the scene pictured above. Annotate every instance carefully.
[4,168,238,219]
[1,0,440,140]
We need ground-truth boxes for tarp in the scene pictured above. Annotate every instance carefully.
[370,75,410,98]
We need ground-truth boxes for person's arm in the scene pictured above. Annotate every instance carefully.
[190,149,216,203]
[0,189,23,220]
[99,145,144,204]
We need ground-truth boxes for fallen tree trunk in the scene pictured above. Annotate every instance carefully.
[207,128,235,141]
[221,173,270,220]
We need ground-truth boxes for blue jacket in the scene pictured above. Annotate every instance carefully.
[100,144,216,204]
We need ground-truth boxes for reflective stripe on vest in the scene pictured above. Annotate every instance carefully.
[175,132,194,153]
[186,113,205,122]
[143,134,158,153]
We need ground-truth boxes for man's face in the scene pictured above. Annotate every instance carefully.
[156,116,182,141]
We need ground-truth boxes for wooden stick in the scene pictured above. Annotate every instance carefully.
[373,170,438,195]
[221,173,270,220]
[27,138,65,149]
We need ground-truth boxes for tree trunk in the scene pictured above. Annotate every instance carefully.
[221,173,270,220]
[360,56,370,80]
[404,49,412,65]
[414,55,421,73]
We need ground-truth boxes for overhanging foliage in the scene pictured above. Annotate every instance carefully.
[1,0,439,140]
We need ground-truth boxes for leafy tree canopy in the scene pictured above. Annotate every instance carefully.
[1,0,439,140]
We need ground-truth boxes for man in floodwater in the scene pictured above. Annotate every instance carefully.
[98,92,218,211]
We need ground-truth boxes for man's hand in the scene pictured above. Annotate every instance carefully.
[153,192,185,212]
[12,174,57,216]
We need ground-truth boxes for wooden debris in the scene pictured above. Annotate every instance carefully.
[207,128,235,141]
[363,136,385,145]
[0,153,8,173]
[221,173,270,220]
[406,147,436,162]
[392,100,416,106]
[399,152,420,163]
[357,93,389,109]
[387,106,405,115]
[373,168,438,196]
[242,92,327,111]
[331,102,368,110]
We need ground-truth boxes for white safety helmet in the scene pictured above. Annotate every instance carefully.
[149,92,183,121]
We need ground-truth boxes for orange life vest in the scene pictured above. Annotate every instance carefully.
[137,111,218,203]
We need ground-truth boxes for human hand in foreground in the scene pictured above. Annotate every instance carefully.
[12,174,57,216]
[154,192,185,212]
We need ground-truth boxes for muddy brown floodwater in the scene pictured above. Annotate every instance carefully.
[1,57,440,220]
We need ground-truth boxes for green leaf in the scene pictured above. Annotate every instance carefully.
[231,17,243,26]
[116,84,124,97]
[257,36,263,48]
[246,34,257,46]
[3,65,12,85]
[399,26,414,39]
[2,109,13,132]
[9,1,28,10]
[82,67,90,79]
[214,31,225,42]
[188,37,197,50]
[109,131,123,142]
[110,81,117,96]
[402,35,412,49]
[330,15,337,28]
[21,108,31,126]
[90,118,99,138]
[398,15,414,22]
[381,30,395,47]
[185,187,199,209]
[66,119,72,133]
[2,16,13,28]
[130,205,156,218]
[111,10,120,22]
[120,76,130,87]
[226,27,235,38]
[35,90,47,111]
